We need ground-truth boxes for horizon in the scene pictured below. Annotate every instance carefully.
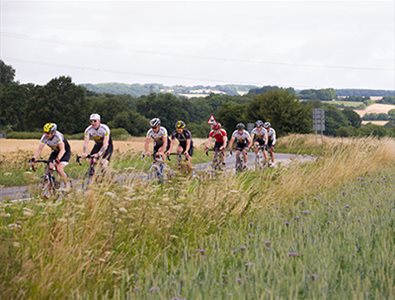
[2,1,394,90]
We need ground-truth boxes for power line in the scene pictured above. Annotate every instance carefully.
[2,32,394,72]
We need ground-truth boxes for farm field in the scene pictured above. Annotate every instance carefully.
[321,100,364,107]
[354,103,395,116]
[0,135,394,299]
[361,120,389,126]
[0,138,207,154]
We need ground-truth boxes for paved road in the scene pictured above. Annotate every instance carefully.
[0,153,313,201]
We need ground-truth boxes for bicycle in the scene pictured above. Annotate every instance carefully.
[253,145,268,170]
[233,148,248,173]
[76,154,96,190]
[168,152,192,174]
[143,153,168,183]
[205,148,225,171]
[29,159,61,199]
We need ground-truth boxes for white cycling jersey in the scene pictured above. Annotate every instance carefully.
[232,129,251,143]
[267,128,276,144]
[251,127,268,139]
[84,124,111,144]
[146,126,168,141]
[40,131,65,151]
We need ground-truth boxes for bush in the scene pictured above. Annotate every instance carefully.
[5,131,42,139]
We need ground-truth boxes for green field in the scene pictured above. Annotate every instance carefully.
[321,100,365,108]
[1,135,394,299]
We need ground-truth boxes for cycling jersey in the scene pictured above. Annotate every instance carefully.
[40,131,69,152]
[171,129,194,156]
[251,127,267,140]
[232,129,251,144]
[209,129,227,143]
[84,124,112,145]
[147,126,168,141]
[40,131,71,163]
[267,128,276,145]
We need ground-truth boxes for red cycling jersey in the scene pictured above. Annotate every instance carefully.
[209,129,227,143]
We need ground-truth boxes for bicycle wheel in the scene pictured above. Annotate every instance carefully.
[41,176,56,199]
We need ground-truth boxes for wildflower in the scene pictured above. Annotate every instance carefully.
[23,208,34,217]
[195,248,206,255]
[284,221,290,226]
[245,262,254,268]
[149,286,160,293]
[119,207,128,214]
[235,277,242,284]
[311,273,318,281]
[288,251,300,257]
[263,240,271,247]
[294,216,300,221]
[104,192,117,199]
[8,223,22,230]
[344,204,351,209]
[301,210,311,215]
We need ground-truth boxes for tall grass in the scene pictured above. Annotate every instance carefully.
[0,135,394,298]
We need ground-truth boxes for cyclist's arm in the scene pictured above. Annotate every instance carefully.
[222,136,228,149]
[144,136,151,153]
[98,135,109,157]
[56,142,65,161]
[227,136,234,150]
[82,134,90,155]
[159,136,167,152]
[272,132,276,145]
[33,143,45,160]
[265,132,269,146]
[185,138,191,153]
[247,136,253,148]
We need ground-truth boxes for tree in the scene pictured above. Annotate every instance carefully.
[246,89,312,136]
[343,109,361,128]
[108,111,149,136]
[0,60,15,85]
[217,102,247,132]
[25,76,88,133]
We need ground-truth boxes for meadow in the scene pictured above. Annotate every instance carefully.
[0,135,394,299]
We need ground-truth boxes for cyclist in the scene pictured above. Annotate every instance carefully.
[264,122,276,167]
[228,123,252,170]
[251,120,269,162]
[205,122,228,166]
[81,113,113,169]
[167,120,193,169]
[145,118,170,161]
[31,123,71,190]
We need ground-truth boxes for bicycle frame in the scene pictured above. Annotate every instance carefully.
[76,155,96,189]
[205,148,225,171]
[30,159,59,198]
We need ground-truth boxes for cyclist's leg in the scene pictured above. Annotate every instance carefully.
[101,143,113,169]
[56,151,71,188]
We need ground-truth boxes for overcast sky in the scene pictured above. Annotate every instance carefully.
[1,0,394,89]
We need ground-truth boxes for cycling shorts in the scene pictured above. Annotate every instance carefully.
[91,143,114,161]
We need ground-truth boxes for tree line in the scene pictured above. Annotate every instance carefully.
[1,60,394,138]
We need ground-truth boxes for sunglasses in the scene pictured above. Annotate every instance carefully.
[90,120,98,123]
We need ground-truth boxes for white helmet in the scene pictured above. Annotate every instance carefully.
[90,113,101,121]
[150,118,161,127]
[263,122,271,128]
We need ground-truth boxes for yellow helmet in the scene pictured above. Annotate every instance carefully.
[43,122,57,133]
[175,120,186,129]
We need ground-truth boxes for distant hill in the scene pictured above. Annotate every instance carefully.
[81,83,395,98]
[81,83,257,97]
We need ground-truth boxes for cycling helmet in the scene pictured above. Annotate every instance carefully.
[150,118,161,127]
[256,120,264,127]
[263,122,271,128]
[236,123,245,130]
[43,122,57,133]
[212,123,221,130]
[89,113,101,121]
[175,120,186,129]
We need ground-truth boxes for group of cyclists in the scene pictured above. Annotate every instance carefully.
[30,113,276,190]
